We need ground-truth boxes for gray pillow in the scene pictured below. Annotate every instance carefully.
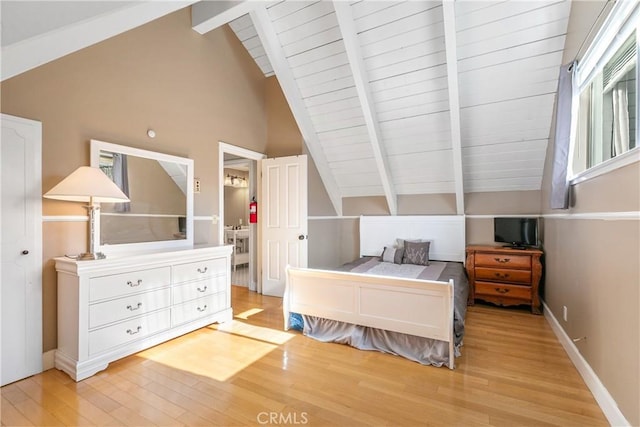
[403,240,430,266]
[381,246,404,264]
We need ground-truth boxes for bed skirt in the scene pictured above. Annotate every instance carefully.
[290,313,459,367]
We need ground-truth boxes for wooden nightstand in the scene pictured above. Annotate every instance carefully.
[465,245,543,314]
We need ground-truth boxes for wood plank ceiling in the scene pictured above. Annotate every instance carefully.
[196,0,572,215]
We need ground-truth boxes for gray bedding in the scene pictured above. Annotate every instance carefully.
[299,257,469,367]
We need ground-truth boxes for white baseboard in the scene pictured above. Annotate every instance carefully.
[542,301,630,426]
[42,349,56,371]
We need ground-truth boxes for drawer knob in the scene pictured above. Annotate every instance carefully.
[495,288,510,294]
[126,302,143,311]
[197,305,208,312]
[197,267,208,274]
[494,257,511,263]
[494,272,510,279]
[197,286,208,293]
[126,326,142,335]
[127,279,143,287]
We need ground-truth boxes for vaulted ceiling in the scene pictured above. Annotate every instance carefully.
[2,1,575,216]
[196,0,572,215]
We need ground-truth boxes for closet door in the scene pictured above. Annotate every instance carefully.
[1,114,42,386]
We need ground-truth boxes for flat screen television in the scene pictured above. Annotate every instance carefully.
[494,217,538,248]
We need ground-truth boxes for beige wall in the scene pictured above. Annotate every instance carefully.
[542,217,639,423]
[265,76,303,158]
[566,163,639,212]
[1,8,268,352]
[540,164,640,425]
[308,218,359,269]
[398,193,457,215]
[343,193,458,216]
[307,145,337,217]
[465,190,541,215]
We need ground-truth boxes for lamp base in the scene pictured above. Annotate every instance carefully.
[77,252,106,261]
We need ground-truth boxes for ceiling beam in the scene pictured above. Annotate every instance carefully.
[191,0,256,35]
[250,5,343,216]
[442,1,465,215]
[1,1,196,81]
[333,2,398,216]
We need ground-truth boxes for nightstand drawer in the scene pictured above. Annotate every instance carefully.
[475,253,531,269]
[475,282,531,300]
[475,267,531,284]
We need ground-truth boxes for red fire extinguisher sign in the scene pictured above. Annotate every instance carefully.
[249,198,258,223]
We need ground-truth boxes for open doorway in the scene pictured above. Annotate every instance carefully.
[223,157,250,287]
[218,142,265,292]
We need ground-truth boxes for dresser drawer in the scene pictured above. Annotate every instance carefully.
[173,258,226,284]
[89,288,171,329]
[475,281,531,300]
[89,309,170,356]
[475,253,531,269]
[90,267,170,302]
[172,293,227,326]
[172,275,227,305]
[475,267,531,285]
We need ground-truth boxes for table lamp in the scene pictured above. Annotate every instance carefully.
[43,166,130,260]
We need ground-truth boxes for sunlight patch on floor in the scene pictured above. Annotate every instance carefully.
[214,319,295,345]
[137,321,292,382]
[234,307,264,319]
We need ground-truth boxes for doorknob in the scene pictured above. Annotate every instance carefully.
[21,250,29,255]
[298,235,308,240]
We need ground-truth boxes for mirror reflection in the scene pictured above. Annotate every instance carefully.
[98,150,187,245]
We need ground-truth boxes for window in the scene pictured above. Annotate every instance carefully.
[571,4,639,179]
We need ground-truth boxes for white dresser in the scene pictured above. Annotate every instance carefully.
[54,245,233,381]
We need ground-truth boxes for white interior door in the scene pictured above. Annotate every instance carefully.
[261,155,307,297]
[1,114,43,386]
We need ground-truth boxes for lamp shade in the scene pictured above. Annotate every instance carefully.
[43,166,130,203]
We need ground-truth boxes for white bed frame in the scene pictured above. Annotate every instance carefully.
[283,215,465,368]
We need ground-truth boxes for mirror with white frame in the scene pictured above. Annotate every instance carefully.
[90,139,194,255]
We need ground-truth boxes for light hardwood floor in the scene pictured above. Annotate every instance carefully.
[1,286,607,426]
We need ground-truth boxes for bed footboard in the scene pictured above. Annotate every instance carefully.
[284,266,455,368]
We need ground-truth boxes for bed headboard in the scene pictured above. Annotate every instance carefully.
[359,215,466,263]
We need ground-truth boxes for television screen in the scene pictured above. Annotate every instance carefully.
[494,217,538,247]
